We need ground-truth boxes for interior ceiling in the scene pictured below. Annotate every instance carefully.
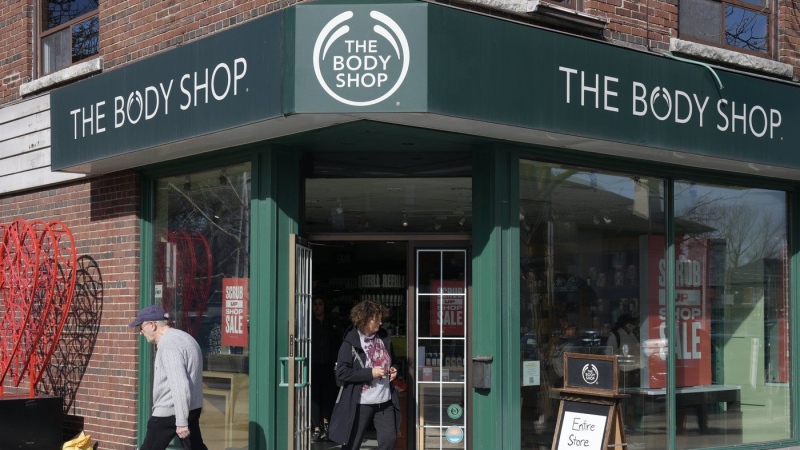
[287,121,712,235]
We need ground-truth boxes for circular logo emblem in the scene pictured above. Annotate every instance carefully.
[447,404,463,420]
[582,363,599,385]
[445,426,464,444]
[313,10,410,106]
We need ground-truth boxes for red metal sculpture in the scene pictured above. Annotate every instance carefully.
[0,219,77,397]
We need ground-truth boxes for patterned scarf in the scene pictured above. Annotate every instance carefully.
[363,334,391,391]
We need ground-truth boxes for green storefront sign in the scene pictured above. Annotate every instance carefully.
[50,11,285,171]
[50,0,800,173]
[291,1,428,112]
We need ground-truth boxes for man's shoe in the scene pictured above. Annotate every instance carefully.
[312,430,322,442]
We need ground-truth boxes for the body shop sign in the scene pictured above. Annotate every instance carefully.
[294,2,427,112]
[222,278,249,347]
[642,236,711,388]
[50,12,283,172]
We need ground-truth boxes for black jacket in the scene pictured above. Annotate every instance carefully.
[328,325,401,445]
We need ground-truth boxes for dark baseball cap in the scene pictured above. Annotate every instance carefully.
[129,305,168,327]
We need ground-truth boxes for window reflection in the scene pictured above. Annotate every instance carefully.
[517,164,792,450]
[519,160,666,449]
[154,163,251,450]
[675,182,790,446]
[724,5,768,52]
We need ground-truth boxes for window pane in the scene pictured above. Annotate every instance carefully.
[305,151,472,233]
[42,0,99,31]
[680,0,723,44]
[154,163,252,450]
[41,28,71,75]
[305,178,472,233]
[518,160,667,449]
[72,16,99,63]
[725,6,768,53]
[674,182,790,447]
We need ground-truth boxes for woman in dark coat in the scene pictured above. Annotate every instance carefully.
[328,300,401,450]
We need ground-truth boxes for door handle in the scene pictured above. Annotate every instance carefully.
[279,356,309,387]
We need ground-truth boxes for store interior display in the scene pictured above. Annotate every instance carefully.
[313,241,409,378]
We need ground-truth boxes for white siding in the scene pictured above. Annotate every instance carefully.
[0,95,85,195]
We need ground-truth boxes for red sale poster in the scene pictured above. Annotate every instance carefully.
[642,236,711,388]
[222,278,249,347]
[430,280,465,336]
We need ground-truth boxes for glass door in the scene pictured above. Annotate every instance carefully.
[415,249,468,449]
[287,235,312,450]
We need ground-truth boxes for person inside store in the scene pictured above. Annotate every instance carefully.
[129,305,209,450]
[546,321,580,388]
[311,296,339,442]
[605,313,641,385]
[329,300,400,450]
[606,313,642,431]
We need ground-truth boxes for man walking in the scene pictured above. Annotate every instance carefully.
[130,305,209,450]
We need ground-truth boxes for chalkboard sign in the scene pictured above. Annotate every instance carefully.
[553,400,612,450]
[550,354,626,450]
[563,353,617,394]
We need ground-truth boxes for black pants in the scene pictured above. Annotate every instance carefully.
[311,363,336,429]
[342,401,396,450]
[140,408,208,450]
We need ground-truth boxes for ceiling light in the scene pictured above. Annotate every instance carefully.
[603,214,612,224]
[593,215,600,225]
[434,219,442,231]
[458,217,466,226]
[402,213,409,227]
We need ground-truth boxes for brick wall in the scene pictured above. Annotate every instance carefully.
[0,1,33,106]
[588,0,677,52]
[99,0,300,71]
[0,171,141,449]
[778,0,800,75]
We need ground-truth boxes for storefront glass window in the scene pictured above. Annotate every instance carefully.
[673,181,790,447]
[153,163,251,450]
[304,151,472,234]
[518,160,667,449]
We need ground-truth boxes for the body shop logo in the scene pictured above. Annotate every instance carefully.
[582,363,599,385]
[313,10,410,106]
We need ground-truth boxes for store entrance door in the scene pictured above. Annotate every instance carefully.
[288,235,313,450]
[306,237,470,450]
[413,247,469,450]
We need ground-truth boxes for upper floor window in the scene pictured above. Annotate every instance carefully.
[40,0,99,76]
[680,0,771,54]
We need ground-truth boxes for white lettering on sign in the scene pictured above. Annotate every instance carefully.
[313,10,410,107]
[226,314,244,334]
[556,411,607,450]
[654,256,704,360]
[226,285,244,299]
[558,66,783,140]
[69,58,248,140]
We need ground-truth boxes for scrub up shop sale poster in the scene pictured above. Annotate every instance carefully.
[222,278,249,347]
[642,236,711,388]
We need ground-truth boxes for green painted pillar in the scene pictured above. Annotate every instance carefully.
[471,147,520,449]
[250,146,302,450]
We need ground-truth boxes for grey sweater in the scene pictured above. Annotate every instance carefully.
[152,328,204,426]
